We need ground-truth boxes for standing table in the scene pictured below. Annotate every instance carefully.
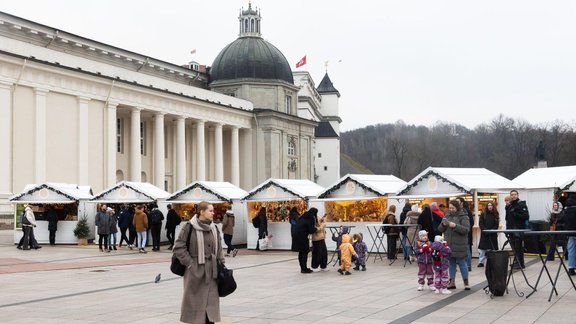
[383,224,420,266]
[482,229,535,297]
[366,224,387,263]
[326,225,356,266]
[524,230,576,301]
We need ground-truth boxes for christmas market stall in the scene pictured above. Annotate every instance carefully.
[90,181,170,245]
[392,167,520,250]
[10,183,94,244]
[513,165,576,221]
[166,181,248,245]
[313,174,407,251]
[242,179,325,250]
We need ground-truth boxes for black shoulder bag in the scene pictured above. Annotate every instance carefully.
[170,223,192,276]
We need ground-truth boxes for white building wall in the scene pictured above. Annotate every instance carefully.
[315,138,340,187]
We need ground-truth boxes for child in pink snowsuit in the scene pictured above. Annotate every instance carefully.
[413,230,435,291]
[431,235,452,294]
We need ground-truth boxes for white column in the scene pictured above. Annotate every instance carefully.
[214,123,224,182]
[230,126,240,186]
[106,103,118,187]
[34,88,48,183]
[176,116,186,190]
[196,120,206,181]
[153,112,165,189]
[77,97,90,185]
[130,108,142,182]
[0,82,12,196]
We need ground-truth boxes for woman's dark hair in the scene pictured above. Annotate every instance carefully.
[483,201,499,222]
[290,207,298,213]
[257,207,266,217]
[449,200,461,211]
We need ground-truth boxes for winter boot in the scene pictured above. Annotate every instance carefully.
[447,278,456,290]
[464,279,470,290]
[353,265,360,271]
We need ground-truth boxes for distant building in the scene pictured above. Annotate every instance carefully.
[0,4,342,215]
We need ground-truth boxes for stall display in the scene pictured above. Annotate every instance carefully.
[324,198,387,222]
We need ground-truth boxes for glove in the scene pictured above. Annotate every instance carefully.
[422,245,430,253]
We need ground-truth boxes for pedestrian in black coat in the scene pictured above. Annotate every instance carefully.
[46,207,58,246]
[289,207,299,252]
[165,204,181,250]
[149,205,164,251]
[418,205,440,238]
[477,202,499,267]
[294,208,317,273]
[255,207,269,250]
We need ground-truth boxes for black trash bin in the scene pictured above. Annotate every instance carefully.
[524,220,547,254]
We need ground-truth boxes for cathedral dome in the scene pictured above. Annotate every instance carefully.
[209,4,293,85]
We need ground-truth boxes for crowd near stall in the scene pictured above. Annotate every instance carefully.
[10,183,93,244]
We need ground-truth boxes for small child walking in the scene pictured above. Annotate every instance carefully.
[338,234,357,275]
[353,233,368,271]
[431,235,452,294]
[414,230,435,291]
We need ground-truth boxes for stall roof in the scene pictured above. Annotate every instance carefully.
[317,174,406,199]
[166,181,248,203]
[242,179,324,201]
[90,181,170,203]
[396,167,520,196]
[513,165,576,191]
[9,183,93,203]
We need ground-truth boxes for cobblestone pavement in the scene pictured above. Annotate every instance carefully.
[0,230,574,323]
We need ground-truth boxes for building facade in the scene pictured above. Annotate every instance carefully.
[0,5,341,215]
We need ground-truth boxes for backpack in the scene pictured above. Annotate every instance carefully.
[21,211,31,226]
[252,215,261,228]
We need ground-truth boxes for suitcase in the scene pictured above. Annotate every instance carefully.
[484,250,509,297]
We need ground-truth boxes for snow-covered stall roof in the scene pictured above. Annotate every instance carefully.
[10,183,93,204]
[316,174,406,200]
[395,167,520,197]
[242,179,324,201]
[166,181,248,203]
[513,166,576,191]
[90,181,170,203]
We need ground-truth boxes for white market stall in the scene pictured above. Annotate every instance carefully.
[313,174,407,251]
[392,167,521,249]
[166,181,248,245]
[242,179,324,250]
[90,181,170,244]
[10,183,94,244]
[513,165,576,221]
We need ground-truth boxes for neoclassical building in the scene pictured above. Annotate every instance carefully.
[0,5,341,215]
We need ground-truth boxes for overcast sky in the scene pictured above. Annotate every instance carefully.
[3,0,576,131]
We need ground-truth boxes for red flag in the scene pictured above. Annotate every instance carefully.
[295,55,306,68]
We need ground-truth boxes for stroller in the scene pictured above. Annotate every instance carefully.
[484,250,508,298]
[483,250,509,297]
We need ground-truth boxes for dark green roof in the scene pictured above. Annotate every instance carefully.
[317,73,340,97]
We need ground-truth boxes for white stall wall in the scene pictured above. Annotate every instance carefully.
[518,189,554,221]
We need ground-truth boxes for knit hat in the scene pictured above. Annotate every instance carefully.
[434,235,442,242]
[430,202,438,209]
[411,204,419,212]
[418,230,428,238]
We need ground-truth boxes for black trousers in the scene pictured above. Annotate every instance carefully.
[166,227,176,247]
[387,235,398,260]
[298,251,310,271]
[151,224,162,250]
[511,236,525,267]
[128,227,137,245]
[311,240,328,269]
[224,234,234,254]
[49,230,56,245]
[119,227,129,246]
[21,226,38,249]
[99,234,109,250]
[547,236,567,260]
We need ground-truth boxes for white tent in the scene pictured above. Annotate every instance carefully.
[242,179,324,250]
[166,181,248,244]
[316,174,407,201]
[90,181,170,203]
[10,183,94,244]
[513,165,576,220]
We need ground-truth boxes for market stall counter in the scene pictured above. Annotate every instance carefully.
[10,183,94,244]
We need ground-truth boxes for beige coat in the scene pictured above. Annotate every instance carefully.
[132,209,148,232]
[222,212,234,235]
[404,211,420,242]
[311,217,326,241]
[173,219,225,324]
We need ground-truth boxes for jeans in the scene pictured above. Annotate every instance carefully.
[109,233,117,246]
[478,249,486,265]
[401,235,412,259]
[568,236,576,269]
[137,231,147,249]
[466,245,472,268]
[448,256,469,280]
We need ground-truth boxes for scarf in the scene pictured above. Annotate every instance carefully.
[190,216,218,265]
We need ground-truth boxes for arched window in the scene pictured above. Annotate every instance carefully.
[141,172,147,182]
[116,170,124,182]
[244,19,248,32]
[256,20,260,33]
[251,19,255,32]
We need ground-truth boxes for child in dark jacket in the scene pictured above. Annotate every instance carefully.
[431,235,452,294]
[414,230,435,291]
[353,233,368,271]
[332,226,349,265]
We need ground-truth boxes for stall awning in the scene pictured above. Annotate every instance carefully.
[317,174,406,199]
[166,181,247,204]
[242,179,324,201]
[310,196,385,202]
[513,165,576,190]
[389,193,466,199]
[91,181,170,203]
[9,183,93,204]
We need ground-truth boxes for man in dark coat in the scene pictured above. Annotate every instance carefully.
[149,205,164,251]
[564,197,576,275]
[165,204,181,250]
[46,207,58,246]
[118,205,131,248]
[505,190,529,269]
[293,208,317,273]
[289,207,300,252]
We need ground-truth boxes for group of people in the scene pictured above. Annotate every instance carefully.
[543,194,576,276]
[95,203,182,253]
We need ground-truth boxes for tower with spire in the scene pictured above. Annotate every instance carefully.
[238,2,261,38]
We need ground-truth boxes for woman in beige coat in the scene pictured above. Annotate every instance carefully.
[173,201,225,324]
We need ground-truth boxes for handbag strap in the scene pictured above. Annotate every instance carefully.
[185,223,192,250]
